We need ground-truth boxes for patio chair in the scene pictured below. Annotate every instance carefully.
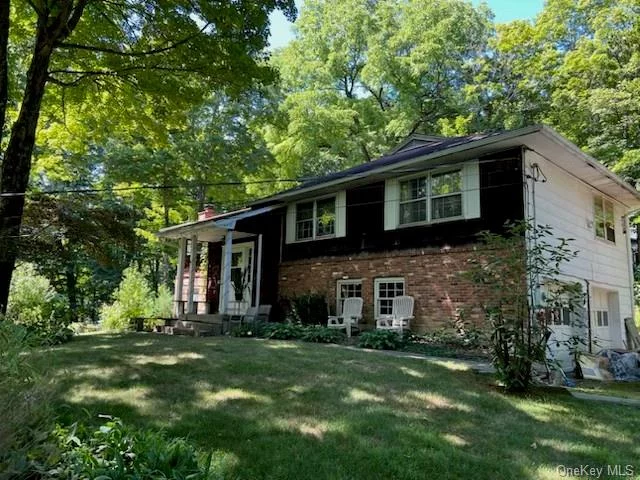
[376,296,414,335]
[257,304,272,323]
[328,297,363,337]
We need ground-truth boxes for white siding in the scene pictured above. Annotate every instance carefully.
[525,149,633,350]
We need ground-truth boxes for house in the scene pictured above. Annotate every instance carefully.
[157,125,640,362]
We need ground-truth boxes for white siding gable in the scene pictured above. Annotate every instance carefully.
[525,149,634,350]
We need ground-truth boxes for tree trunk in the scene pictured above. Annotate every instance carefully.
[0,23,55,313]
[0,0,10,147]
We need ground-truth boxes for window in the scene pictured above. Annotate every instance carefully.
[399,170,462,225]
[336,279,362,315]
[295,197,336,241]
[374,277,405,318]
[551,307,572,326]
[594,196,615,243]
[595,310,609,327]
[295,202,314,240]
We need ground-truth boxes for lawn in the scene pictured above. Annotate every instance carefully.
[37,333,640,480]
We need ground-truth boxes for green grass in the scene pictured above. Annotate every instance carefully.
[37,333,640,480]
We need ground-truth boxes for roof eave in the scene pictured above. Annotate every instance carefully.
[251,124,544,206]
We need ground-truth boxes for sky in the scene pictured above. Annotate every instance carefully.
[268,0,545,50]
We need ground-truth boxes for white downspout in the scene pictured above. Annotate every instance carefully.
[624,214,636,346]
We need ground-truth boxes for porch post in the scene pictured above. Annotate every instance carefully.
[187,235,198,314]
[173,237,187,317]
[254,234,263,307]
[222,229,233,314]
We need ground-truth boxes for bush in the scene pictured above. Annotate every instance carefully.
[301,325,346,344]
[358,330,404,350]
[7,263,72,345]
[286,293,328,325]
[465,221,582,392]
[0,321,53,477]
[231,323,260,337]
[100,266,154,331]
[37,416,213,479]
[260,322,306,340]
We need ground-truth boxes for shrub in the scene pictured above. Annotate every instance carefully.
[152,285,174,318]
[100,266,154,331]
[286,293,328,325]
[0,321,53,477]
[7,263,72,345]
[38,416,213,479]
[301,325,346,344]
[465,221,583,392]
[231,323,260,337]
[358,330,404,350]
[260,322,306,340]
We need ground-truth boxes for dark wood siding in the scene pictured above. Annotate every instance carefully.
[283,148,524,261]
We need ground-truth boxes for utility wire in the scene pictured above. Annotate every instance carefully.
[0,155,522,198]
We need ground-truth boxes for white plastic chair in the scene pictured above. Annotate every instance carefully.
[376,296,414,335]
[328,297,363,337]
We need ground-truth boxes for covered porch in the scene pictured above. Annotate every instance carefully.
[157,206,276,319]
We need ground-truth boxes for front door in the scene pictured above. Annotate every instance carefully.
[591,288,613,350]
[220,243,253,314]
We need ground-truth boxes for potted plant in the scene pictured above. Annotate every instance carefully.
[232,268,249,302]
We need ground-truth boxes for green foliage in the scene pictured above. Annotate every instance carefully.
[152,285,174,319]
[258,0,492,181]
[358,329,404,350]
[0,321,52,477]
[286,293,328,325]
[40,416,213,480]
[465,221,582,392]
[260,322,306,340]
[231,323,262,338]
[258,322,346,344]
[100,266,154,331]
[7,263,72,345]
[301,325,346,344]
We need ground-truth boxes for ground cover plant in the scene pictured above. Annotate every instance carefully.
[34,333,640,480]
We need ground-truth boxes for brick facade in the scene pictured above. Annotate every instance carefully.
[278,244,497,333]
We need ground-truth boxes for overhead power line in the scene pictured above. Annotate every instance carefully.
[0,155,522,198]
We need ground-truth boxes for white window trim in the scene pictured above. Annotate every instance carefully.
[336,279,363,315]
[374,277,405,319]
[593,195,616,244]
[397,168,464,227]
[285,191,346,244]
[384,160,479,231]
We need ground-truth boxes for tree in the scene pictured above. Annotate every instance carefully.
[258,0,492,180]
[466,222,582,392]
[0,0,296,312]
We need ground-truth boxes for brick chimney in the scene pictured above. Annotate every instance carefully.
[198,204,216,220]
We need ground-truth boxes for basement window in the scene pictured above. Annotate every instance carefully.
[374,277,405,319]
[336,279,362,315]
[594,196,615,243]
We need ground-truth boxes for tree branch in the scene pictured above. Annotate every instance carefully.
[55,21,212,57]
